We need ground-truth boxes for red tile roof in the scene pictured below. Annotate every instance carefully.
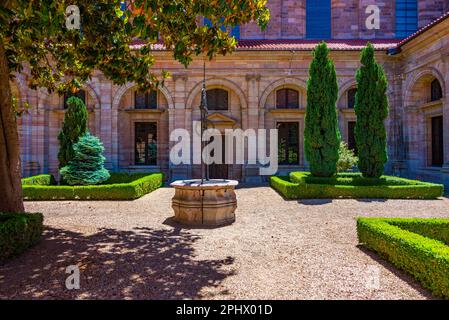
[131,39,399,51]
[234,39,399,51]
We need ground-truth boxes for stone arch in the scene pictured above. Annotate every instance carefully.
[403,67,446,169]
[186,78,248,110]
[405,67,446,105]
[259,77,307,108]
[83,83,101,109]
[112,82,174,110]
[55,83,101,110]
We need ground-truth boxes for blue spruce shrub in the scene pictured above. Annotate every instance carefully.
[60,133,110,185]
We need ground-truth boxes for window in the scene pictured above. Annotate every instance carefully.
[135,91,157,109]
[135,122,157,165]
[347,88,357,109]
[277,122,299,165]
[431,116,444,167]
[430,79,443,102]
[396,0,418,38]
[347,121,357,155]
[206,89,228,111]
[204,18,240,39]
[276,89,299,109]
[306,0,331,39]
[64,90,86,109]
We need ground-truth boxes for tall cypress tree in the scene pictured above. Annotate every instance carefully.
[354,43,389,178]
[57,96,88,169]
[304,42,340,177]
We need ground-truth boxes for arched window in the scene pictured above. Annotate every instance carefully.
[276,88,299,109]
[430,79,443,102]
[64,90,86,109]
[347,88,357,109]
[135,90,157,109]
[206,89,228,111]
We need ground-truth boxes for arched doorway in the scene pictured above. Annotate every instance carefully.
[405,71,445,169]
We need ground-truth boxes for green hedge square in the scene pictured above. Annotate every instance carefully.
[357,217,449,298]
[270,172,443,199]
[22,173,164,201]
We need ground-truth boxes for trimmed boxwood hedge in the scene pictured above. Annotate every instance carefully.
[22,174,55,186]
[22,173,164,200]
[270,171,443,199]
[0,212,44,264]
[357,218,449,298]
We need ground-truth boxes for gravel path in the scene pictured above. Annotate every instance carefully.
[1,187,449,300]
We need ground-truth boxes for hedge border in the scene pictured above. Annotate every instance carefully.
[270,172,443,199]
[0,212,44,264]
[357,217,449,298]
[22,173,164,200]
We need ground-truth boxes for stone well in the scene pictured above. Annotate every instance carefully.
[170,179,238,226]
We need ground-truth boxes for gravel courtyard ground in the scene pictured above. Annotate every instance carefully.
[1,186,449,300]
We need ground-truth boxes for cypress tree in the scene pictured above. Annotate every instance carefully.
[354,43,389,178]
[60,133,110,185]
[304,42,340,177]
[57,96,88,169]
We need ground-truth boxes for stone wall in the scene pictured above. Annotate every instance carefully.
[11,2,449,187]
[241,0,447,40]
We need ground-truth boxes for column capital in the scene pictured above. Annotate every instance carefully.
[245,73,261,82]
[172,73,188,82]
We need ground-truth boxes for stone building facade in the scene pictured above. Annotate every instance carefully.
[12,1,449,188]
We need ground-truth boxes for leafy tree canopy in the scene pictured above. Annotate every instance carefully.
[1,0,270,93]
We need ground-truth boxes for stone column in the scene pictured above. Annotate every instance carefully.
[98,80,114,170]
[441,96,449,180]
[441,53,449,189]
[171,73,189,181]
[31,89,47,176]
[390,72,408,176]
[244,73,261,183]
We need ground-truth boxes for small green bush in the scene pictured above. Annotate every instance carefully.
[337,141,358,173]
[60,133,110,185]
[0,212,44,264]
[21,174,55,186]
[357,218,449,298]
[22,173,163,200]
[270,172,443,199]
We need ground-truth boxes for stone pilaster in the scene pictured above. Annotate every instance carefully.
[244,73,262,183]
[171,73,190,181]
[98,81,114,170]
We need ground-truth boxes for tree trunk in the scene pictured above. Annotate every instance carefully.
[0,36,24,213]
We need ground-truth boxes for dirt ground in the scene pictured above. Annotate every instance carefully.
[1,186,448,300]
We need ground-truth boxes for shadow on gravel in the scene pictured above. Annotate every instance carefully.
[297,199,333,206]
[356,245,435,300]
[0,226,235,299]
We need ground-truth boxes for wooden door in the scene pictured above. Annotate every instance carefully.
[208,134,228,179]
[431,116,444,167]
